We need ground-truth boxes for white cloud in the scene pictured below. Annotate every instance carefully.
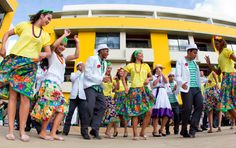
[194,0,236,21]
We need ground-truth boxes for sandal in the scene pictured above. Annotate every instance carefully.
[40,135,54,141]
[20,134,30,142]
[6,134,15,141]
[104,134,114,139]
[152,132,161,137]
[53,135,64,141]
[132,136,139,140]
[113,131,118,137]
[123,132,128,137]
[207,130,213,133]
[216,127,221,132]
[139,135,148,140]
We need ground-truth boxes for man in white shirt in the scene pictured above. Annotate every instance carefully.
[63,62,86,135]
[175,44,203,138]
[82,44,109,140]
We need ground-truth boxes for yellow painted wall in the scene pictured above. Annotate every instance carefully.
[151,33,171,75]
[74,32,96,71]
[0,0,18,47]
[46,17,236,38]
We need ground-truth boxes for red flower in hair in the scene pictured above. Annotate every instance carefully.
[185,63,188,67]
[97,64,101,68]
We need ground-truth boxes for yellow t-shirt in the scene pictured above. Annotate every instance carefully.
[124,63,151,88]
[103,80,115,97]
[218,48,235,72]
[10,22,51,59]
[115,79,125,92]
[205,72,218,89]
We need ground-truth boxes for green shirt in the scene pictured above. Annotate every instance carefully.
[168,82,178,103]
[187,60,198,88]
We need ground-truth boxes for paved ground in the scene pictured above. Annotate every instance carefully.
[0,126,235,148]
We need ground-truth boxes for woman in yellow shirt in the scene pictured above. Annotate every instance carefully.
[205,36,236,123]
[122,50,155,140]
[114,67,129,137]
[102,62,120,138]
[0,9,52,141]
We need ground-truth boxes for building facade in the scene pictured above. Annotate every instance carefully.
[43,4,236,98]
[0,0,18,51]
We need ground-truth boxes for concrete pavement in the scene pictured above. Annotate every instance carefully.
[0,126,235,148]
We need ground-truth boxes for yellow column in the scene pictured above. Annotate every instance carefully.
[151,32,171,75]
[74,32,96,71]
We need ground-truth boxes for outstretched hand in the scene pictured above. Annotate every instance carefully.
[204,55,211,66]
[64,29,71,37]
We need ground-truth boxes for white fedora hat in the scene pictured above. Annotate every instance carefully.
[96,44,110,52]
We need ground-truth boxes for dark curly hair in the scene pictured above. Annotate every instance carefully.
[30,9,53,24]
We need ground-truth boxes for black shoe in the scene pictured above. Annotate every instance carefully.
[180,130,191,138]
[174,130,179,135]
[201,125,208,131]
[166,131,171,135]
[90,129,102,140]
[152,132,161,137]
[82,134,91,140]
[196,128,203,132]
[25,127,31,132]
[189,131,196,138]
[56,130,62,134]
[62,132,68,136]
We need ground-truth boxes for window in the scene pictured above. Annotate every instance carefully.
[95,33,120,49]
[194,38,214,51]
[126,33,151,48]
[0,6,5,28]
[64,61,75,82]
[226,41,236,53]
[168,35,189,51]
[66,38,76,48]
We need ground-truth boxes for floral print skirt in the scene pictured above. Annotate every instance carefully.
[124,86,155,117]
[31,79,68,123]
[217,72,236,112]
[102,96,120,124]
[0,54,37,100]
[204,86,220,112]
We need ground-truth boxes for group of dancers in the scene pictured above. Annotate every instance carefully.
[0,9,235,142]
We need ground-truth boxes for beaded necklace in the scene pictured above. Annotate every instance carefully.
[32,24,42,38]
[134,63,142,73]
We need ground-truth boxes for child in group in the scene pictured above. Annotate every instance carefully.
[31,29,80,141]
[114,67,130,137]
[166,72,180,135]
[102,62,120,138]
[151,64,173,137]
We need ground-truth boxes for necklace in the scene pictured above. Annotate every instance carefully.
[32,24,42,38]
[134,63,142,73]
[56,54,64,64]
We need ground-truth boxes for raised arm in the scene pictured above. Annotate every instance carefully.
[205,56,221,75]
[51,29,71,50]
[66,35,80,61]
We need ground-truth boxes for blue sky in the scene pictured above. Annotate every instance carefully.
[13,0,204,25]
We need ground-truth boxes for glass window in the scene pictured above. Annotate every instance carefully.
[95,33,120,49]
[226,41,236,53]
[0,6,5,28]
[168,35,189,51]
[194,38,214,51]
[126,33,151,48]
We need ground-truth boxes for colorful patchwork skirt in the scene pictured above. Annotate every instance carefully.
[102,96,120,124]
[124,86,155,117]
[204,86,220,112]
[217,72,236,112]
[31,79,68,123]
[0,54,37,100]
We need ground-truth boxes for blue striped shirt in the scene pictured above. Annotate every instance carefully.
[187,60,198,88]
